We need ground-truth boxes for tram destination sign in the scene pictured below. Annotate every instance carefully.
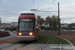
[20,19,32,21]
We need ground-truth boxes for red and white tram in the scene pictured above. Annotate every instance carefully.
[17,13,39,41]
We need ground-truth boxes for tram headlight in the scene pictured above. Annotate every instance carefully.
[19,32,22,36]
[29,32,33,36]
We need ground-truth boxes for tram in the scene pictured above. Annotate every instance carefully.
[17,13,39,41]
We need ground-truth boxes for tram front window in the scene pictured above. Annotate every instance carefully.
[19,21,33,31]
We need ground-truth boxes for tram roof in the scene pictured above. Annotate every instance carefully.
[19,13,36,19]
[20,13,35,16]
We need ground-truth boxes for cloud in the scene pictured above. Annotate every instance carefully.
[0,9,20,17]
[60,4,75,18]
[72,19,75,21]
[62,19,75,23]
[0,0,75,24]
[19,11,32,13]
[60,14,75,18]
[6,17,18,22]
[0,15,18,23]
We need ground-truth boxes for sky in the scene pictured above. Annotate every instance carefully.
[0,0,75,24]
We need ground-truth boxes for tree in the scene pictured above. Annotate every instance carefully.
[51,15,58,30]
[37,16,45,27]
[68,23,75,30]
[37,15,61,31]
[45,16,52,27]
[68,24,72,30]
[45,15,60,30]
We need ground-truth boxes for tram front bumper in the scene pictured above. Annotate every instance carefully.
[17,36,36,41]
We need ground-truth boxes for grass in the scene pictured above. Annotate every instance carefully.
[40,34,69,44]
[49,35,70,44]
[40,31,75,32]
[40,31,57,32]
[10,34,69,44]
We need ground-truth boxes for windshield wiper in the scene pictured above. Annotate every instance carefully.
[26,26,32,32]
[26,23,32,31]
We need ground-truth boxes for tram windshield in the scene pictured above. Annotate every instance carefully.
[19,19,33,31]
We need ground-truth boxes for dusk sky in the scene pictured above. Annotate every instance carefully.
[0,0,75,23]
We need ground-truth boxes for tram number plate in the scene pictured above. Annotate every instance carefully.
[22,32,29,35]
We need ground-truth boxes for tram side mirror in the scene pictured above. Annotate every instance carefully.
[36,26,38,29]
[36,26,39,31]
[36,24,38,29]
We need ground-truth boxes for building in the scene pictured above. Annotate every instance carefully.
[71,23,75,28]
[11,22,18,27]
[42,24,49,27]
[61,23,69,28]
[1,23,11,28]
[1,23,6,28]
[1,22,18,29]
[6,23,11,28]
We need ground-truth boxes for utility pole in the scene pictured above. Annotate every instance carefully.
[0,18,1,31]
[31,2,61,36]
[58,2,60,35]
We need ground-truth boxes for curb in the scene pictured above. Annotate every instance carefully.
[60,37,75,50]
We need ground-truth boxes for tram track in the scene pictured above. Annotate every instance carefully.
[55,38,62,50]
[14,44,29,50]
[0,35,64,50]
[39,36,50,50]
[39,36,62,50]
[14,41,33,50]
[0,41,31,50]
[14,36,50,50]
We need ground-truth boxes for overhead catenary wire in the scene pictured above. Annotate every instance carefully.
[32,0,37,13]
[32,0,56,16]
[40,0,56,15]
[33,0,34,8]
[47,0,55,11]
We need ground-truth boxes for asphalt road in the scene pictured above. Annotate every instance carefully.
[0,31,17,40]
